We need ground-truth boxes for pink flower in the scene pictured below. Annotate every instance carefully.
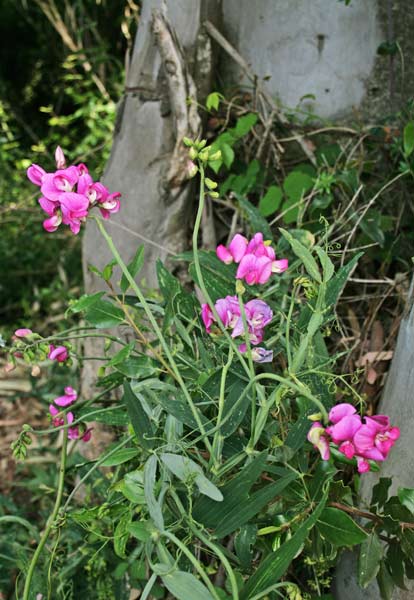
[215,295,240,328]
[307,422,330,460]
[272,259,289,274]
[216,234,248,264]
[99,192,121,219]
[353,417,400,461]
[68,424,93,442]
[55,146,66,169]
[27,164,46,186]
[60,192,90,234]
[14,328,33,338]
[43,213,62,233]
[41,166,79,201]
[49,405,74,428]
[48,345,68,363]
[328,403,357,423]
[326,413,362,443]
[53,386,77,407]
[201,304,214,333]
[236,254,273,285]
[232,298,273,340]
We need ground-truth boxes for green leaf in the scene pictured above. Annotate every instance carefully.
[101,447,139,467]
[68,291,105,314]
[114,355,157,379]
[237,194,273,239]
[122,381,154,450]
[386,543,407,589]
[114,511,131,558]
[206,92,222,111]
[281,170,314,223]
[315,246,335,282]
[235,524,257,570]
[78,407,128,426]
[240,495,327,599]
[106,343,134,367]
[234,113,258,138]
[160,453,223,502]
[157,389,208,430]
[317,507,368,546]
[280,228,321,283]
[120,245,144,293]
[85,299,124,328]
[404,121,414,157]
[186,251,236,302]
[398,487,414,515]
[221,143,235,168]
[128,521,152,542]
[102,259,117,281]
[358,532,383,588]
[144,455,164,530]
[161,571,215,600]
[258,185,283,217]
[377,561,395,600]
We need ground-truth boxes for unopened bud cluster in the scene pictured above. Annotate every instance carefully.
[183,137,221,197]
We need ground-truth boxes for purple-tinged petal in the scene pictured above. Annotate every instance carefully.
[27,164,46,186]
[251,347,273,363]
[272,258,289,274]
[14,328,33,338]
[229,234,248,262]
[43,214,62,232]
[328,403,357,424]
[201,304,214,333]
[216,245,233,264]
[327,414,362,443]
[357,457,370,473]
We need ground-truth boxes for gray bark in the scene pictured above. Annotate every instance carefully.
[81,0,220,394]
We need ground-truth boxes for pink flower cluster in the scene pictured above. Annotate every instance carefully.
[27,146,121,234]
[48,344,68,363]
[308,403,400,473]
[49,386,92,442]
[216,233,288,285]
[202,296,273,362]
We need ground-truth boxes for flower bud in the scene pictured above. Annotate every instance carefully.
[205,178,217,190]
[308,412,323,422]
[188,147,198,160]
[55,146,66,169]
[196,139,207,150]
[183,137,193,147]
[235,280,245,295]
[186,160,198,179]
[208,150,222,162]
[208,191,219,198]
[198,149,209,162]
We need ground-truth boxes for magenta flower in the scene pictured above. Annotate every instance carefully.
[49,405,74,428]
[27,164,46,186]
[216,233,248,264]
[308,402,400,473]
[53,386,77,407]
[27,147,121,234]
[48,345,68,363]
[68,425,93,442]
[201,304,214,333]
[14,328,33,338]
[217,233,288,285]
[215,295,241,328]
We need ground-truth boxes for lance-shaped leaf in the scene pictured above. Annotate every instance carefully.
[161,453,223,502]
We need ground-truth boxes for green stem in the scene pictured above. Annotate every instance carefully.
[237,292,257,446]
[162,530,221,600]
[192,165,251,379]
[94,216,213,456]
[211,347,234,468]
[22,427,68,600]
[63,434,133,511]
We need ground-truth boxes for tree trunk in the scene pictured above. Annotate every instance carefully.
[81,0,220,394]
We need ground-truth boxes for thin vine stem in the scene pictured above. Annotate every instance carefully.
[22,426,68,600]
[94,216,213,456]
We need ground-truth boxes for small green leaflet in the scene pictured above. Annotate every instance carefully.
[280,228,321,283]
[317,507,367,546]
[120,244,144,293]
[160,453,223,502]
[85,299,124,328]
[161,571,215,600]
[358,532,383,588]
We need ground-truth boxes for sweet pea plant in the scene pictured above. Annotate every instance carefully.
[6,142,414,600]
